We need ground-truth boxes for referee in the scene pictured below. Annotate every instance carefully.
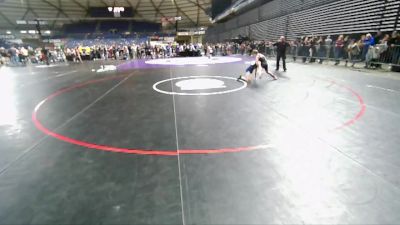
[273,36,290,72]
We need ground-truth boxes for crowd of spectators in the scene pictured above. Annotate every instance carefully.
[0,41,205,65]
[1,31,399,70]
[204,31,400,69]
[0,46,65,66]
[289,31,399,68]
[64,42,204,62]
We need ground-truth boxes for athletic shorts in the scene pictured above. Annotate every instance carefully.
[246,63,268,73]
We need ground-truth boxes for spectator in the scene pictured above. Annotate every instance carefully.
[301,36,310,63]
[0,47,8,65]
[376,34,390,65]
[128,45,133,59]
[9,46,18,65]
[19,47,28,65]
[74,47,82,63]
[317,36,326,64]
[334,35,344,65]
[388,31,400,65]
[343,36,350,66]
[240,43,246,55]
[361,33,375,61]
[309,37,317,63]
[325,35,333,59]
[346,39,360,67]
[41,47,49,65]
[291,39,300,62]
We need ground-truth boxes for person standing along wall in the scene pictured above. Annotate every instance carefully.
[309,37,317,63]
[388,31,400,65]
[291,39,299,62]
[334,35,344,65]
[317,36,326,64]
[348,39,361,67]
[325,35,333,59]
[342,36,350,66]
[301,37,311,63]
[361,33,375,61]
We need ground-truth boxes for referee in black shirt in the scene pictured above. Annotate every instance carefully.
[273,36,290,72]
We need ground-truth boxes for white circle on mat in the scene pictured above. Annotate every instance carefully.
[175,78,226,91]
[153,76,247,96]
[145,57,242,65]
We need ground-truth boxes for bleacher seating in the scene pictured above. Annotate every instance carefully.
[100,20,130,33]
[0,39,11,49]
[206,0,400,42]
[62,21,161,38]
[64,37,149,48]
[64,22,97,34]
[131,21,161,32]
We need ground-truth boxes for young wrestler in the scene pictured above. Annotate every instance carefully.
[237,50,278,82]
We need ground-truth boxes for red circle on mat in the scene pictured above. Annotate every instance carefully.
[32,75,366,156]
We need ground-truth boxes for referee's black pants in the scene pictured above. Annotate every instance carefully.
[276,54,286,71]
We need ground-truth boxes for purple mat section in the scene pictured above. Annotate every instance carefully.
[117,55,253,72]
[117,59,166,71]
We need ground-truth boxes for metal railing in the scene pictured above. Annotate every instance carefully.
[370,44,400,66]
[257,44,400,68]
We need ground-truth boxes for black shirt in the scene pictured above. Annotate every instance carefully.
[273,41,290,55]
[388,37,400,45]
